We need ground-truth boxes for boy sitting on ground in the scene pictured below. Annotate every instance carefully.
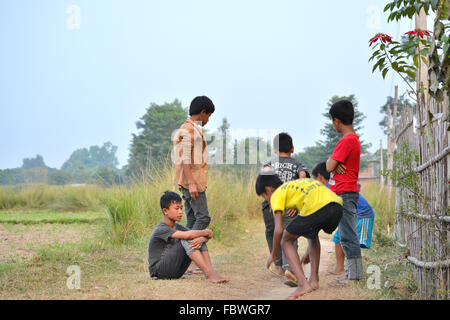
[255,172,343,300]
[147,191,229,284]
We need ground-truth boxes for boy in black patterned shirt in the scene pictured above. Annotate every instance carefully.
[262,133,307,283]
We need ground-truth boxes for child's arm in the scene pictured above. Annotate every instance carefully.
[326,158,346,174]
[171,229,213,241]
[189,236,209,250]
[266,211,284,269]
[182,163,199,200]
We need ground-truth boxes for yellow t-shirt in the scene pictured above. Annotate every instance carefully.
[270,179,343,217]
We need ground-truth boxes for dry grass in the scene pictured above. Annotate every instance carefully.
[0,222,102,264]
[0,218,279,300]
[0,216,379,300]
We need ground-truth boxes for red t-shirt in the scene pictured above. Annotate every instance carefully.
[329,134,361,194]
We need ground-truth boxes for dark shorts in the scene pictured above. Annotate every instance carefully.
[285,202,343,240]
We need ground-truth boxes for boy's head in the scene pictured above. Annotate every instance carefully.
[329,100,354,132]
[189,96,215,126]
[273,132,294,155]
[312,162,330,185]
[255,171,283,203]
[160,191,183,221]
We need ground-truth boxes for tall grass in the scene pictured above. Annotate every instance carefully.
[102,164,261,244]
[0,184,103,211]
[361,182,396,245]
[0,165,262,244]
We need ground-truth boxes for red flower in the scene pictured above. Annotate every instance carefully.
[405,29,432,39]
[369,33,392,47]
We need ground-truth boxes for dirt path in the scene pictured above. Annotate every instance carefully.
[0,219,374,300]
[253,235,370,300]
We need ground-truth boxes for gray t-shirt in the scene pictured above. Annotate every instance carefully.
[263,156,307,183]
[262,156,306,210]
[148,222,188,274]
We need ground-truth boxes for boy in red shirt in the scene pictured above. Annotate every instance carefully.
[326,100,363,285]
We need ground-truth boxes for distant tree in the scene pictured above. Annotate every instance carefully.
[4,168,25,184]
[378,94,416,134]
[61,142,119,183]
[22,167,48,184]
[22,155,46,169]
[48,170,72,185]
[128,99,187,174]
[92,167,123,187]
[209,117,233,165]
[0,170,15,185]
[294,94,371,170]
[62,142,118,171]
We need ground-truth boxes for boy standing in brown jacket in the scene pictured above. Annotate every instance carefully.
[173,96,215,232]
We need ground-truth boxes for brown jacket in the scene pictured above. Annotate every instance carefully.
[173,118,209,192]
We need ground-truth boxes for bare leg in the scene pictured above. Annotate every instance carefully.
[300,248,310,265]
[187,261,201,273]
[188,250,229,284]
[308,237,321,290]
[330,243,345,275]
[281,231,313,299]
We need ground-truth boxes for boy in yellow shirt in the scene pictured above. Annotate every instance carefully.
[255,171,343,300]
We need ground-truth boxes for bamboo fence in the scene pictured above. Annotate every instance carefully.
[394,93,449,299]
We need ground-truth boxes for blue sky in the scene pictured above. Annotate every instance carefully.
[0,0,430,169]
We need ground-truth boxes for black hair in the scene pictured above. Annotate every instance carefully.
[273,132,294,153]
[329,100,354,125]
[304,170,311,178]
[189,96,215,116]
[255,172,283,196]
[160,191,182,212]
[312,162,330,180]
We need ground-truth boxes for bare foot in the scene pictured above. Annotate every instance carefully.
[285,270,297,283]
[328,269,345,275]
[186,268,203,275]
[286,283,313,300]
[308,278,319,291]
[206,273,229,284]
[328,276,349,287]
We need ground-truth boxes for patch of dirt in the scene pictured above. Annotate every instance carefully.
[0,224,93,263]
[253,234,373,300]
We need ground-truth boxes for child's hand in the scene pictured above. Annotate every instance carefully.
[190,237,206,250]
[266,254,275,269]
[204,229,213,238]
[335,163,346,174]
[286,208,298,217]
[189,182,199,200]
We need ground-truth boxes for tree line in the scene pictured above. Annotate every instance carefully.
[0,93,413,186]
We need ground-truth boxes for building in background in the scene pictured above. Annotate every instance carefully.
[358,153,381,189]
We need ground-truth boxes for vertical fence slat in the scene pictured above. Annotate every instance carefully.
[394,93,449,299]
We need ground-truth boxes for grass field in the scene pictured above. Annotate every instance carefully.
[0,171,418,300]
